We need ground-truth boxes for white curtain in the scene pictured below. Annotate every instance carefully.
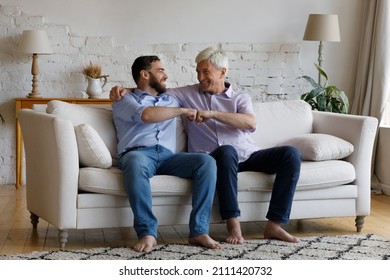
[350,0,390,194]
[350,0,390,120]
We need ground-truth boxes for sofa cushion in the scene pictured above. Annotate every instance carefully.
[238,160,355,191]
[78,160,355,196]
[251,100,313,149]
[46,100,187,156]
[46,100,118,163]
[79,167,192,196]
[175,116,187,153]
[74,123,112,168]
[279,133,354,161]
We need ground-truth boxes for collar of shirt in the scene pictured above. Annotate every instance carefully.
[201,82,234,98]
[133,88,171,101]
[223,82,234,98]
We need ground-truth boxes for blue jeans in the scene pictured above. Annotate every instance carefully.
[209,145,241,220]
[118,145,217,239]
[238,146,302,223]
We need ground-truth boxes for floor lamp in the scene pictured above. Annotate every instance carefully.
[18,30,52,98]
[303,14,340,85]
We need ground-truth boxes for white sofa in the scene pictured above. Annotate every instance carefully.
[17,99,378,248]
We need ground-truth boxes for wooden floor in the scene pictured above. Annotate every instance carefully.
[1,184,390,256]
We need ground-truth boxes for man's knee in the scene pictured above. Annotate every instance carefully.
[285,146,302,162]
[283,146,302,173]
[120,152,151,172]
[221,145,238,156]
[203,154,217,170]
[213,145,238,161]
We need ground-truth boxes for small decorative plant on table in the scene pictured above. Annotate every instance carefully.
[82,62,109,99]
[300,64,349,114]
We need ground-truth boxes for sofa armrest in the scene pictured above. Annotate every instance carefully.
[18,109,79,229]
[312,111,378,215]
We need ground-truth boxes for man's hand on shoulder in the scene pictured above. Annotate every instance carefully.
[110,86,130,100]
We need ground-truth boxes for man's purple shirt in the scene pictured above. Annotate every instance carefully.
[168,83,259,162]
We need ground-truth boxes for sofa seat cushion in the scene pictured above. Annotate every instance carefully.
[79,167,192,196]
[79,160,355,197]
[237,160,355,191]
[297,161,355,189]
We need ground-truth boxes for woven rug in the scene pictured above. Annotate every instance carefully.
[2,234,390,260]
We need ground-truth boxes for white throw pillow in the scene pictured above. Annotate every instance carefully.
[46,100,117,161]
[74,123,112,168]
[279,133,354,161]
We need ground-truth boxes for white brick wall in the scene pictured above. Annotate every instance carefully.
[0,4,307,185]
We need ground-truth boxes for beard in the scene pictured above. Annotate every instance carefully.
[149,74,167,94]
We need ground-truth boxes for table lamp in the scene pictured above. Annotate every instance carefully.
[18,30,52,98]
[303,14,340,84]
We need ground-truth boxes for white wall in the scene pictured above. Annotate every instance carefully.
[4,0,363,88]
[0,0,364,185]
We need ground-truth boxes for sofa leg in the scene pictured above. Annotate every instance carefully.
[355,215,365,232]
[58,230,69,249]
[30,212,39,229]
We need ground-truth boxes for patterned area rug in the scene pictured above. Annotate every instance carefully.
[2,234,390,260]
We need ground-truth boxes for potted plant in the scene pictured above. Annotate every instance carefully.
[82,62,109,99]
[300,64,349,114]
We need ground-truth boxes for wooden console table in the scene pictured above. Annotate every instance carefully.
[15,98,113,189]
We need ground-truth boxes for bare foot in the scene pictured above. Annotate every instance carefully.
[263,221,300,243]
[226,217,244,245]
[188,234,223,249]
[133,235,157,253]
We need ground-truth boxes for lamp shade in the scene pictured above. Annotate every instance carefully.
[18,30,52,54]
[303,14,341,42]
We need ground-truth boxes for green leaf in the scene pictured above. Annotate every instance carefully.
[338,90,349,113]
[317,95,327,111]
[314,64,328,86]
[304,87,325,100]
[299,64,349,114]
[299,75,319,88]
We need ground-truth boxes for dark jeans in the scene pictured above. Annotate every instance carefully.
[209,145,240,220]
[238,146,302,223]
[210,145,301,224]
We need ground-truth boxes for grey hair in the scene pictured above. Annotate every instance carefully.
[195,47,229,74]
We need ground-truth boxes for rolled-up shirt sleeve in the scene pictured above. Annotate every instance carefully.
[113,93,146,123]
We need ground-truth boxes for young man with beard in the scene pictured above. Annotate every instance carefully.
[111,48,302,244]
[112,55,222,253]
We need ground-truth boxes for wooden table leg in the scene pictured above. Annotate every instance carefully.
[15,118,23,189]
